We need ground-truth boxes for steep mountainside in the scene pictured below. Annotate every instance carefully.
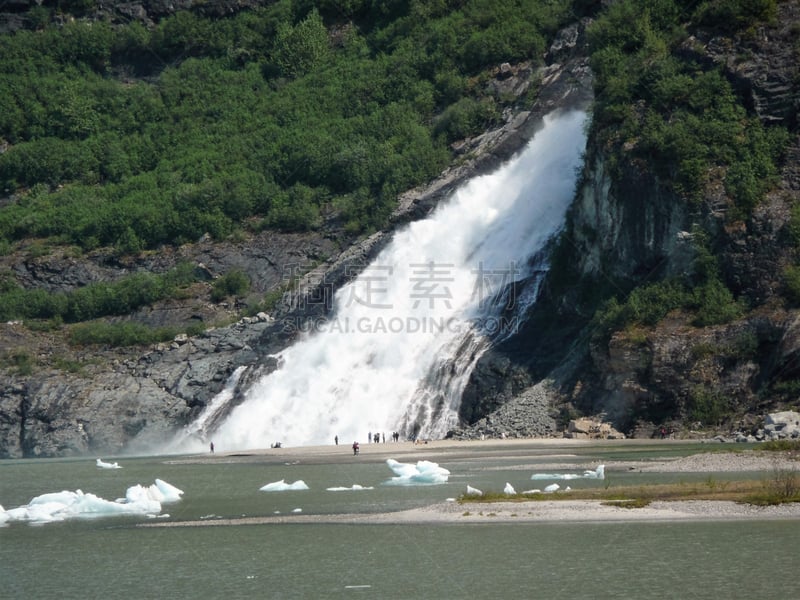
[1,1,798,456]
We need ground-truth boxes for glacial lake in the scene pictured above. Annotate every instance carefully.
[2,440,798,599]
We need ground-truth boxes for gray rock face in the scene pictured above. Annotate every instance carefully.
[570,156,694,284]
[763,411,800,440]
[0,314,273,457]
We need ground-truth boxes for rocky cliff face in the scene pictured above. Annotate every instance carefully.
[457,2,800,440]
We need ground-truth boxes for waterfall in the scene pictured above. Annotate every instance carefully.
[189,365,247,438]
[205,110,587,451]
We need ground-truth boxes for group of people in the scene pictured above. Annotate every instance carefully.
[208,430,407,456]
[340,431,403,455]
[365,431,402,443]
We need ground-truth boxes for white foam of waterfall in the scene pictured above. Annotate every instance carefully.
[205,110,587,450]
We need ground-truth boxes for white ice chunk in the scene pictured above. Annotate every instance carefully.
[96,458,122,469]
[544,483,560,493]
[124,479,183,508]
[153,478,184,503]
[585,465,605,479]
[383,459,450,485]
[531,465,605,480]
[1,479,183,525]
[326,484,374,491]
[259,479,310,492]
[291,508,302,513]
[503,482,517,495]
[465,485,483,496]
[531,472,579,480]
[521,489,542,494]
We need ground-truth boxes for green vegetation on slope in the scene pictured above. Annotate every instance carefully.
[0,262,197,323]
[0,0,573,256]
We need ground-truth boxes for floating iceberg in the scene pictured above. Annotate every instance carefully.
[326,484,374,491]
[503,482,517,495]
[123,478,184,504]
[531,465,605,481]
[96,458,122,469]
[259,480,310,492]
[544,483,560,493]
[0,479,183,525]
[383,459,450,486]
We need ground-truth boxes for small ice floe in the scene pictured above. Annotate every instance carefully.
[465,485,483,497]
[503,482,517,495]
[259,480,309,492]
[544,483,560,493]
[383,459,450,485]
[521,489,542,494]
[96,458,121,469]
[326,484,374,491]
[531,465,605,481]
[291,508,302,513]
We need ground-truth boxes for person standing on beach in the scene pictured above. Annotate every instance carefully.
[210,442,214,453]
[335,435,338,445]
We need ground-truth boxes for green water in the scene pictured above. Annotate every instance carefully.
[1,444,797,599]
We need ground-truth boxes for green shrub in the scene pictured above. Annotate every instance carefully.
[591,279,690,340]
[761,439,800,453]
[272,9,330,78]
[10,351,34,376]
[0,264,197,323]
[783,265,800,306]
[690,279,743,326]
[68,321,176,347]
[434,97,499,143]
[688,385,727,427]
[211,269,251,302]
[692,0,777,33]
